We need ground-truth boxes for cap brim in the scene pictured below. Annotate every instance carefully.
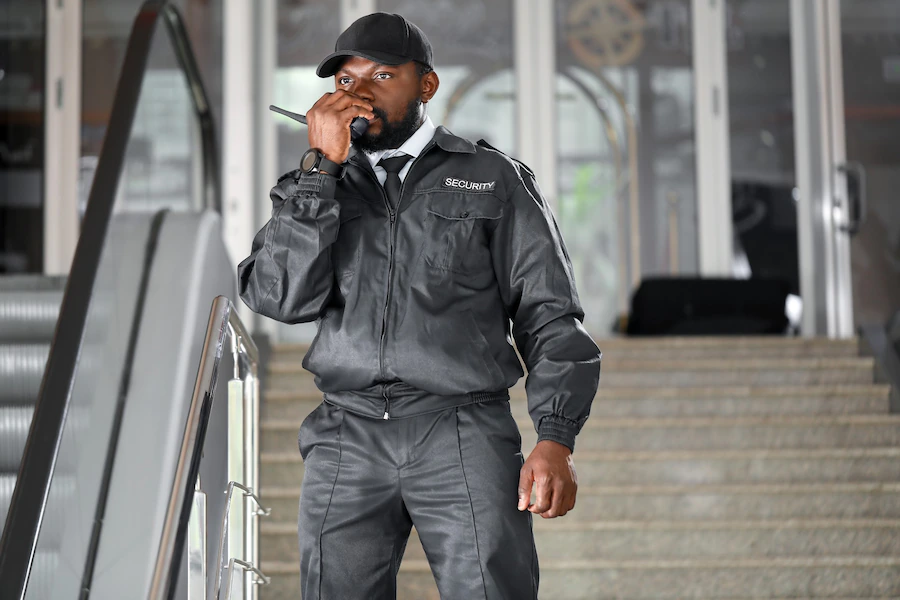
[316,50,411,78]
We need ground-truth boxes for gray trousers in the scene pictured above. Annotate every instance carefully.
[297,399,539,600]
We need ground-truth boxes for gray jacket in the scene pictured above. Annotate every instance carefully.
[238,127,601,450]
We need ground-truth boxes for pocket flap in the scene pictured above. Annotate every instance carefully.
[427,194,503,221]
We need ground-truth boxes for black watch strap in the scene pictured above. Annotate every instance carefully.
[317,155,345,178]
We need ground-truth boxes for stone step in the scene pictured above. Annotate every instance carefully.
[259,556,900,599]
[259,482,900,524]
[267,357,876,389]
[271,337,861,363]
[261,384,891,422]
[261,518,900,565]
[557,415,900,452]
[260,447,900,490]
[260,414,900,454]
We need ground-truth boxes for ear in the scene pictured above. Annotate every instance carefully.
[421,71,439,104]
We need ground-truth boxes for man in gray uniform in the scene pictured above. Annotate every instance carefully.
[239,12,601,600]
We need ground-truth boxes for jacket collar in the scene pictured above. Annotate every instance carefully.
[349,125,476,173]
[432,126,477,154]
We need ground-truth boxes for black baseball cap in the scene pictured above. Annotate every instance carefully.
[316,12,433,78]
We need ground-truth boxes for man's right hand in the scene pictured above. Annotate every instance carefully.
[306,90,375,164]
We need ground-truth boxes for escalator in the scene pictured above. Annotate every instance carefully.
[0,2,262,598]
[0,276,65,599]
[0,278,63,494]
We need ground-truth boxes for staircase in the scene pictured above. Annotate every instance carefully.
[259,337,900,599]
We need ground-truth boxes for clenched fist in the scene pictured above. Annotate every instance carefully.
[518,440,578,518]
[306,90,375,164]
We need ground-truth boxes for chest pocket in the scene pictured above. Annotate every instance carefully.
[423,193,504,276]
[332,205,363,276]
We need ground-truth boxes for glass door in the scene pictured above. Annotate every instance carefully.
[839,0,900,328]
[554,0,700,334]
[788,0,899,336]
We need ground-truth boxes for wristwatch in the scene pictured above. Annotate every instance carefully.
[300,148,345,178]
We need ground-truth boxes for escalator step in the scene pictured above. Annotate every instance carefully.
[0,406,33,471]
[0,345,50,404]
[0,276,66,292]
[0,291,63,343]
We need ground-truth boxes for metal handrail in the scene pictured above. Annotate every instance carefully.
[149,296,261,599]
[0,1,220,595]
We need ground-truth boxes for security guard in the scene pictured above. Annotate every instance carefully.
[239,12,601,600]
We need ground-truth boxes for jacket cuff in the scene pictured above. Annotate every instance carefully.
[537,415,580,452]
[295,172,337,198]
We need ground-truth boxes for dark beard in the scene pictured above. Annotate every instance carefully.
[355,98,423,153]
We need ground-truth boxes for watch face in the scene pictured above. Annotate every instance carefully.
[301,149,319,172]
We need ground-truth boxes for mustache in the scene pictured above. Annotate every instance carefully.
[370,106,389,121]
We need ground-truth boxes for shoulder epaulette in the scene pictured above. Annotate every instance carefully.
[476,139,535,177]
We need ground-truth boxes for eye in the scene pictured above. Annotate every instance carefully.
[338,76,352,86]
[374,73,392,80]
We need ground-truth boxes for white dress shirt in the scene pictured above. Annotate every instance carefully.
[365,115,437,186]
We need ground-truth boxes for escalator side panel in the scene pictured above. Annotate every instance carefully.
[86,211,234,600]
[24,214,158,600]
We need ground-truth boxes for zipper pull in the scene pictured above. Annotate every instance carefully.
[382,411,390,420]
[389,209,395,224]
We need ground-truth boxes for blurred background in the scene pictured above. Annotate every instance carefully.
[2,0,898,340]
[2,2,900,599]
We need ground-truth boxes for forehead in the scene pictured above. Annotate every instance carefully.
[336,56,409,74]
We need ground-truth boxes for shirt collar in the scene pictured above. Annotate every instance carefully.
[365,115,437,169]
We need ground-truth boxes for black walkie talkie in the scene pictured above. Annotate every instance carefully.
[269,104,369,141]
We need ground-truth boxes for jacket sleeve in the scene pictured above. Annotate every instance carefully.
[237,170,341,324]
[490,166,602,452]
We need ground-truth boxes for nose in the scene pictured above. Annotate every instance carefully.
[349,79,375,102]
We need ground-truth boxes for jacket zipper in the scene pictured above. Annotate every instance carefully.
[382,386,391,420]
[353,144,435,419]
[378,146,433,380]
[354,168,393,385]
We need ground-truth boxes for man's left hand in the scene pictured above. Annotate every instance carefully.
[517,440,578,518]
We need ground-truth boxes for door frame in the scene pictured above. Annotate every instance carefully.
[43,0,82,275]
[790,0,854,337]
[693,0,734,278]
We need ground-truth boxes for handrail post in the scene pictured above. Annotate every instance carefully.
[243,342,261,600]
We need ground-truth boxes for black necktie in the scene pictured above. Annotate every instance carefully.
[378,154,412,210]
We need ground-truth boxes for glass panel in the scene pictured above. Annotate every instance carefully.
[81,0,224,213]
[841,0,900,326]
[23,20,210,599]
[114,38,200,213]
[0,1,45,273]
[555,0,698,334]
[725,0,800,325]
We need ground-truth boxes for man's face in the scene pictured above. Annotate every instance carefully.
[334,56,437,152]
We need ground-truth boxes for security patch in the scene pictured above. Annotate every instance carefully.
[443,177,496,192]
